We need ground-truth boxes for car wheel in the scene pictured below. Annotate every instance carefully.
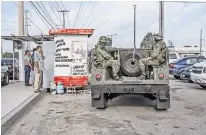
[199,84,206,89]
[179,72,186,80]
[3,73,9,86]
[174,75,180,79]
[5,74,9,85]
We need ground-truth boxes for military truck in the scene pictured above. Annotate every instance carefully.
[90,35,170,110]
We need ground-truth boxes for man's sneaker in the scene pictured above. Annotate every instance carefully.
[39,88,44,91]
[34,89,40,93]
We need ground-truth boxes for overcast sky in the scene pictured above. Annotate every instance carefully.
[1,1,206,52]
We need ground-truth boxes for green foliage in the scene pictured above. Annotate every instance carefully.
[1,52,19,59]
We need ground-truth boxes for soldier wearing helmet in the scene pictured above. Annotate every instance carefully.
[139,33,166,78]
[94,36,120,80]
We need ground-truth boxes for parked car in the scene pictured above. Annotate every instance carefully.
[1,62,10,86]
[169,52,180,63]
[178,65,193,81]
[169,56,206,79]
[190,61,206,89]
[1,58,19,80]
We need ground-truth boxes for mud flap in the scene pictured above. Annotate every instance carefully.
[92,93,108,109]
[156,93,170,110]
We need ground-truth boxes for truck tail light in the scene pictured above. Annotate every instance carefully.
[159,73,164,80]
[170,64,174,68]
[96,74,101,81]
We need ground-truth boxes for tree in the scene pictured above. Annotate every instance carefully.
[1,52,19,59]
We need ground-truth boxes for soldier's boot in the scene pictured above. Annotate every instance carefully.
[139,63,146,79]
[113,74,120,80]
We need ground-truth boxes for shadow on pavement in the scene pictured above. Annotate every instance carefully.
[109,95,156,107]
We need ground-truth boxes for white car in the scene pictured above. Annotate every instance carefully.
[169,52,180,63]
[190,61,206,89]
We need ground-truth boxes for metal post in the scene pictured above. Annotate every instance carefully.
[133,5,136,61]
[13,41,15,83]
[58,10,70,28]
[200,29,202,56]
[159,1,164,37]
[107,34,117,47]
[18,1,24,82]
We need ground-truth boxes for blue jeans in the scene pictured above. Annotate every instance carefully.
[24,65,31,86]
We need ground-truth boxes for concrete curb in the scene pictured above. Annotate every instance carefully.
[1,90,46,135]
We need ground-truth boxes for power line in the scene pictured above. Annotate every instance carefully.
[76,2,90,28]
[12,1,45,34]
[35,1,57,27]
[79,2,98,28]
[73,1,83,28]
[95,17,112,31]
[58,10,70,28]
[82,2,99,28]
[86,1,109,28]
[50,2,63,25]
[60,1,71,28]
[48,1,62,25]
[30,1,54,28]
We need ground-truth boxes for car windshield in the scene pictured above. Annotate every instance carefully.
[169,54,177,59]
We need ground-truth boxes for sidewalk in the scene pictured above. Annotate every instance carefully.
[1,82,46,134]
[1,82,35,119]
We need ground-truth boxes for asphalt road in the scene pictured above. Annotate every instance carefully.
[4,78,206,135]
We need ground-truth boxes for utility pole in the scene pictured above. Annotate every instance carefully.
[200,29,203,56]
[107,34,117,47]
[133,5,136,61]
[159,1,164,37]
[25,9,30,50]
[58,10,70,28]
[1,40,3,54]
[18,1,24,82]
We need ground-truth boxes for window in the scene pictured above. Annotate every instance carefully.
[199,58,206,62]
[203,67,206,73]
[186,58,198,64]
[169,54,177,59]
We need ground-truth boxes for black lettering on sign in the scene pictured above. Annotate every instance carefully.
[55,64,70,67]
[62,48,70,51]
[55,60,60,62]
[67,59,75,63]
[55,53,61,56]
[73,65,85,69]
[74,69,85,72]
[55,56,68,59]
[56,49,61,53]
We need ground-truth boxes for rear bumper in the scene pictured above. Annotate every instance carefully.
[169,69,179,75]
[190,77,206,84]
[91,84,169,96]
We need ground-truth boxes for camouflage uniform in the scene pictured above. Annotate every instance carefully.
[139,33,166,76]
[140,32,155,49]
[94,36,120,80]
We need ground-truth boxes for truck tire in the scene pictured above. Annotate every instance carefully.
[92,93,108,109]
[3,73,9,86]
[174,75,180,79]
[120,52,142,76]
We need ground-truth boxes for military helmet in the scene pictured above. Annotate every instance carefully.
[99,36,108,43]
[153,33,163,40]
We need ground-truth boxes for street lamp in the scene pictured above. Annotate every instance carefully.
[107,34,117,47]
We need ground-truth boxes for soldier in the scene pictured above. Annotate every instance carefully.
[139,33,166,77]
[94,36,120,80]
[140,32,155,49]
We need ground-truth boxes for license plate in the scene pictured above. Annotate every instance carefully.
[124,87,135,93]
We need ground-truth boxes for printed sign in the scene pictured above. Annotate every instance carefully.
[54,36,87,76]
